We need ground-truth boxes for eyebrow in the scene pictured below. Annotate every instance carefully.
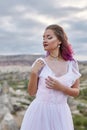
[43,34,51,37]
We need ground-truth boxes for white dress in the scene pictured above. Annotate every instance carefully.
[20,57,81,130]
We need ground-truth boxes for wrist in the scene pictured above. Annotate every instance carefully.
[60,84,67,92]
[62,85,69,94]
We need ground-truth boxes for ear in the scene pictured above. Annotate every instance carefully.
[58,39,61,45]
[58,42,61,46]
[59,41,62,44]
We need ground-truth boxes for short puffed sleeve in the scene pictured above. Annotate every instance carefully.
[31,57,43,68]
[31,57,45,75]
[71,60,81,81]
[31,59,38,68]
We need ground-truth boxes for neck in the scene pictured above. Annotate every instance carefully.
[49,49,59,58]
[50,53,58,58]
[49,51,61,60]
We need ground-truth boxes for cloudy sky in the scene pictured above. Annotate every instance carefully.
[0,0,87,60]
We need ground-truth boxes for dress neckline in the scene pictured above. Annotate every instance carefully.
[40,57,70,79]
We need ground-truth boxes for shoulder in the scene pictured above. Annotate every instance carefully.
[70,59,79,70]
[32,57,45,67]
[69,59,81,79]
[33,57,44,62]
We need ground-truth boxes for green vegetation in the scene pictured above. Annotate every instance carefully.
[7,79,29,90]
[79,88,87,100]
[27,95,35,102]
[77,104,87,116]
[73,114,87,130]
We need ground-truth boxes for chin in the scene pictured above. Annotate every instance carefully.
[44,48,48,51]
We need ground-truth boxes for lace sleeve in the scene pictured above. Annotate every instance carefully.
[31,57,45,76]
[31,59,38,68]
[31,57,44,68]
[72,60,81,80]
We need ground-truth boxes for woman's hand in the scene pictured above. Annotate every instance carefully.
[31,59,45,75]
[45,76,64,91]
[45,76,80,97]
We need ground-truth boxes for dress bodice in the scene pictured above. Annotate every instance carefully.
[33,58,81,104]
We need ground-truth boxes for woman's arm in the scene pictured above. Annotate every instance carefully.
[28,72,39,96]
[28,59,45,96]
[62,79,80,97]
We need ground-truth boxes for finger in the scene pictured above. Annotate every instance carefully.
[38,59,44,63]
[45,79,54,89]
[36,61,45,68]
[47,77,55,86]
[45,80,53,88]
[48,76,54,82]
[45,78,53,84]
[46,85,52,89]
[38,60,45,66]
[48,76,56,85]
[45,79,52,86]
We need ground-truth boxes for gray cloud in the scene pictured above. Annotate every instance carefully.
[0,0,87,60]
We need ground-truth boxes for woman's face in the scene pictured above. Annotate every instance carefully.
[43,29,61,51]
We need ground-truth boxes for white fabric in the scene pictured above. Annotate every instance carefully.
[20,57,81,130]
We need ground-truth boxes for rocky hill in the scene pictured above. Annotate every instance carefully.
[0,54,44,66]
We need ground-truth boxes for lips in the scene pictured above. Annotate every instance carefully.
[43,44,48,47]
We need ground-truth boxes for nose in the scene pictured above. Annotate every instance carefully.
[43,40,47,46]
[43,38,47,43]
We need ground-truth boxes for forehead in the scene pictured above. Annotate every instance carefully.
[43,29,55,36]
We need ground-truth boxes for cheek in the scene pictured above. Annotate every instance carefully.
[48,39,58,47]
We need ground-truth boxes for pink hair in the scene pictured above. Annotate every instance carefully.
[60,43,74,61]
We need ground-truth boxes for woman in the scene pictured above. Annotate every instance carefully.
[20,24,81,130]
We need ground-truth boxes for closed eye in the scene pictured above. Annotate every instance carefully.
[48,37,52,39]
[43,35,53,40]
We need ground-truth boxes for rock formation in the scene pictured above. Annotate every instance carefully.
[0,81,19,130]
